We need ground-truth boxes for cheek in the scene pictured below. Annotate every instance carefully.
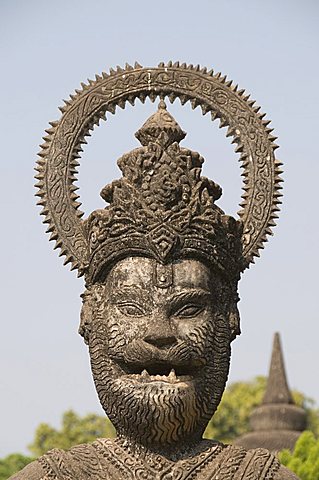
[106,308,147,347]
[174,312,214,346]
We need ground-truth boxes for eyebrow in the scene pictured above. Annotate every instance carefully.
[109,286,152,305]
[167,288,212,305]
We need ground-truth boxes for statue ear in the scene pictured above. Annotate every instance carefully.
[229,304,241,342]
[79,285,105,343]
[79,288,94,344]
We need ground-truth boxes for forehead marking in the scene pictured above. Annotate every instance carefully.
[154,263,173,289]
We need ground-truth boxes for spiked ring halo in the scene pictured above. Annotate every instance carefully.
[35,62,283,276]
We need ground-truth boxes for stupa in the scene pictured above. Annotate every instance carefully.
[234,332,306,452]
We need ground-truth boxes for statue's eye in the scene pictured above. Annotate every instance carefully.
[174,304,204,318]
[117,303,144,316]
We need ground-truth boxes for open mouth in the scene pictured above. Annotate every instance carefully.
[118,362,198,384]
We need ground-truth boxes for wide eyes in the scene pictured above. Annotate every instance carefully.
[115,300,206,318]
[116,303,145,316]
[173,304,204,318]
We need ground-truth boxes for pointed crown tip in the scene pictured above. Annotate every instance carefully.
[158,99,167,110]
[135,100,186,147]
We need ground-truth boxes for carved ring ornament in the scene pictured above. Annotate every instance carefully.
[35,62,283,275]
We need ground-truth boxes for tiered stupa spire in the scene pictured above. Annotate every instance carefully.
[234,333,306,452]
[262,332,293,405]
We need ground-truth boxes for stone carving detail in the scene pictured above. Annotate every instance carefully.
[35,62,283,276]
[86,100,243,286]
[12,63,299,479]
[36,439,281,480]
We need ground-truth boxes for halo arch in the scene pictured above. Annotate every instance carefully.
[35,62,283,275]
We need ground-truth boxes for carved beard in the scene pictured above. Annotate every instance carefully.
[88,310,231,448]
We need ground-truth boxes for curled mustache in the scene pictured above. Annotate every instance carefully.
[109,338,206,367]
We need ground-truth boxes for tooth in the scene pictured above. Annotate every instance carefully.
[168,369,177,382]
[141,369,148,378]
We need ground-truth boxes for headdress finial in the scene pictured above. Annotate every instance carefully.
[135,99,186,148]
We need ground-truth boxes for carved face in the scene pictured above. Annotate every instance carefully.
[85,257,232,448]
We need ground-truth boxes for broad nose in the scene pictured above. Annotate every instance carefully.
[144,314,177,349]
[144,333,177,348]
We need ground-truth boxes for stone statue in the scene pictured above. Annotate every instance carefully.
[12,63,298,479]
[235,332,306,453]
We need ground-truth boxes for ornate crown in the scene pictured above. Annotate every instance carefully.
[85,101,243,282]
[35,62,282,282]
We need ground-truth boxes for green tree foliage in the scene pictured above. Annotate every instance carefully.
[28,410,116,456]
[279,431,319,480]
[0,453,34,480]
[204,376,319,444]
[204,376,266,443]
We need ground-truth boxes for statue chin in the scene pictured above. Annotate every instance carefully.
[101,374,201,446]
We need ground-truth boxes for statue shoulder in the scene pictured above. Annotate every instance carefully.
[9,439,116,480]
[237,447,299,480]
[8,459,48,480]
[220,445,299,479]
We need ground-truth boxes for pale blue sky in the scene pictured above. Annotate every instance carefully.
[1,0,318,456]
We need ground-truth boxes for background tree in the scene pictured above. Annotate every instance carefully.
[204,376,319,443]
[0,453,34,480]
[279,431,319,480]
[28,410,116,457]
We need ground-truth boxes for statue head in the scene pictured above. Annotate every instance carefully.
[36,62,282,452]
[82,257,235,449]
[77,101,244,448]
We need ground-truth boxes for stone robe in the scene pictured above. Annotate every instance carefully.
[11,439,298,479]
